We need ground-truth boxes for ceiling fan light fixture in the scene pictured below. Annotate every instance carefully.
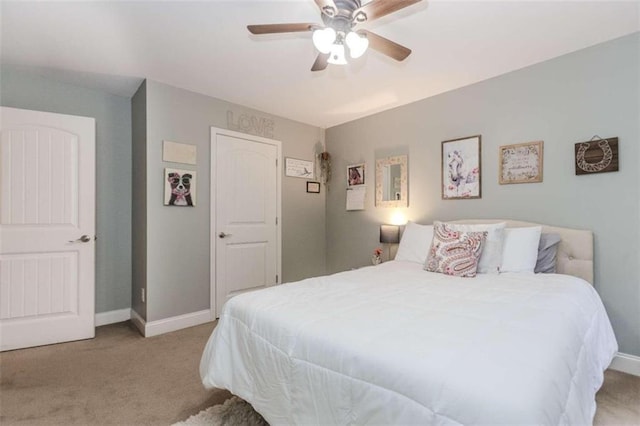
[327,43,348,65]
[312,27,336,54]
[345,31,369,59]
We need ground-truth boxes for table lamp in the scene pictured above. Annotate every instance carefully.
[379,224,400,262]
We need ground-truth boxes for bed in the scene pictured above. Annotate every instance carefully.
[200,220,617,425]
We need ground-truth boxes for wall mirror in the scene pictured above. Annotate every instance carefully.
[375,155,408,207]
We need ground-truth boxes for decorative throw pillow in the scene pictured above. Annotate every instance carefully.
[424,222,487,278]
[444,222,506,274]
[395,222,434,264]
[535,233,561,273]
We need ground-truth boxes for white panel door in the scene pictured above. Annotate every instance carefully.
[0,107,95,351]
[212,128,280,316]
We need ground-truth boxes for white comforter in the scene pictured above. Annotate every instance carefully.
[200,261,617,425]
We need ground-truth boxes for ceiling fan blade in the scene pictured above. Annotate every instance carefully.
[247,23,317,35]
[352,0,422,23]
[311,53,330,71]
[361,30,411,61]
[314,0,338,17]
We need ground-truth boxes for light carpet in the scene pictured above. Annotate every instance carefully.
[1,321,638,425]
[178,376,640,426]
[173,397,267,426]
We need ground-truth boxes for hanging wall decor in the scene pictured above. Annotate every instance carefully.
[164,168,196,206]
[162,140,197,165]
[499,141,543,184]
[226,110,275,138]
[442,135,481,199]
[347,163,365,187]
[319,151,332,188]
[574,136,618,175]
[285,157,315,179]
[306,181,321,193]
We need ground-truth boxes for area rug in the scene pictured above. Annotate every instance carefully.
[174,396,268,426]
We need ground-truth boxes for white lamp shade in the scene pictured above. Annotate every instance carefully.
[345,31,369,59]
[312,27,336,54]
[327,43,348,65]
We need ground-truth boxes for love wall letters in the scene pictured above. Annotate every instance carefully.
[227,111,275,138]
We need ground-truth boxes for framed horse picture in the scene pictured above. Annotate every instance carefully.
[441,135,481,200]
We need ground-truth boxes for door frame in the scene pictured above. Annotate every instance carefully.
[210,127,282,318]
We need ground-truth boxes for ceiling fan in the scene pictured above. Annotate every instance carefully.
[247,0,422,71]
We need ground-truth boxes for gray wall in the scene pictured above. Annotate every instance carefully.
[137,80,326,322]
[325,34,640,356]
[0,66,133,314]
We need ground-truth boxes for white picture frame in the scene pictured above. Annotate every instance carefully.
[285,157,314,179]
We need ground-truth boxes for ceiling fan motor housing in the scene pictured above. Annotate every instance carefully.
[322,0,362,34]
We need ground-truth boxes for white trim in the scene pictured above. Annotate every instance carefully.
[210,127,282,319]
[143,309,213,338]
[130,309,146,336]
[95,309,131,327]
[610,352,640,377]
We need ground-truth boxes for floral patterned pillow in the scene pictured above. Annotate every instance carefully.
[424,222,487,278]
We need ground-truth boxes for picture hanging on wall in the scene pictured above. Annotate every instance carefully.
[574,136,618,175]
[285,157,314,179]
[499,141,544,184]
[347,163,365,187]
[441,135,481,199]
[306,181,321,193]
[164,168,196,206]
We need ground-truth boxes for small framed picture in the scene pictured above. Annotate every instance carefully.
[499,141,543,184]
[306,181,321,193]
[442,135,481,199]
[164,168,196,206]
[347,163,365,187]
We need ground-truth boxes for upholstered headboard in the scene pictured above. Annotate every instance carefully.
[448,219,594,284]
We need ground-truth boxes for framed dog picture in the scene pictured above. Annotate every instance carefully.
[164,168,196,206]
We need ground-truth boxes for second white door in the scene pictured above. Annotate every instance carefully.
[0,107,95,351]
[212,128,281,316]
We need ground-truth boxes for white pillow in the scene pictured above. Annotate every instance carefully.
[445,222,506,274]
[395,222,434,264]
[500,226,542,273]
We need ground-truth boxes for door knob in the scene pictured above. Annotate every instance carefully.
[69,235,91,243]
[218,232,232,238]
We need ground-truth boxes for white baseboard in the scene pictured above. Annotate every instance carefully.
[130,309,146,336]
[144,309,213,337]
[95,308,131,327]
[130,309,213,338]
[610,352,640,377]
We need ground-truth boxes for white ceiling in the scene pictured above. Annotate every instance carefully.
[1,1,638,128]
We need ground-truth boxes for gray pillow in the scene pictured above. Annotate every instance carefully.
[535,233,561,273]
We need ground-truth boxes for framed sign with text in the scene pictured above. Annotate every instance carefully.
[499,141,543,184]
